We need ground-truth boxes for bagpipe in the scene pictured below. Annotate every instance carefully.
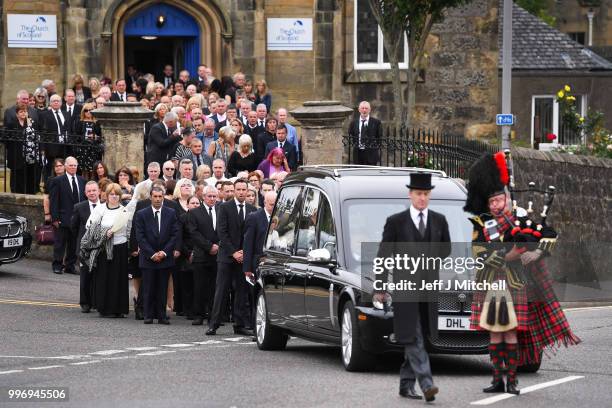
[500,150,558,254]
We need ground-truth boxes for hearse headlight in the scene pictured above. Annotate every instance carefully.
[372,295,392,310]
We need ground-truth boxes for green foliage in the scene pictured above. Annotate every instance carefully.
[515,0,556,26]
[554,85,612,159]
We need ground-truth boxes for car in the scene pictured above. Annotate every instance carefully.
[254,165,541,373]
[0,211,32,266]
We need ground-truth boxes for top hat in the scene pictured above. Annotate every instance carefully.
[406,173,435,190]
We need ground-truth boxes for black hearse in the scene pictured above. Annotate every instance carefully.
[0,212,31,266]
[254,165,540,373]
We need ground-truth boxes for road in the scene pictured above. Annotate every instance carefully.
[0,259,610,407]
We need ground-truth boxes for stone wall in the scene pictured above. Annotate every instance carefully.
[512,147,612,283]
[338,0,499,139]
[0,1,65,120]
[0,193,52,260]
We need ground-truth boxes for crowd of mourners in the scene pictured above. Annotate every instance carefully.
[2,64,301,333]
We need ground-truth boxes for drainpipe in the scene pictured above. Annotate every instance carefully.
[60,0,68,91]
[586,8,595,47]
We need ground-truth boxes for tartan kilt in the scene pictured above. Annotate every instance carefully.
[469,268,529,331]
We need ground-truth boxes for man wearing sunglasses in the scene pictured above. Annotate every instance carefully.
[162,160,176,182]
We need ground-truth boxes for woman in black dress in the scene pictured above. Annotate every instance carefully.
[86,183,131,318]
[171,178,196,318]
[6,104,42,194]
[227,134,257,177]
[73,102,102,179]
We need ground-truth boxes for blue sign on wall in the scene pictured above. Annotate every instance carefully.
[496,114,514,126]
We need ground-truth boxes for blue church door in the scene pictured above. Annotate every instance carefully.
[124,3,200,80]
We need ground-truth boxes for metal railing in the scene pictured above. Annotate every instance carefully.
[343,127,498,179]
[0,127,104,194]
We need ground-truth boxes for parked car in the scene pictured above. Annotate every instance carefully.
[0,212,31,265]
[254,165,540,373]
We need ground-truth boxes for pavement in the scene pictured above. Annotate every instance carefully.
[0,258,611,407]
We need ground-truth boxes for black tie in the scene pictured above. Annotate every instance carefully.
[418,212,425,238]
[279,142,283,149]
[92,203,96,209]
[359,120,367,148]
[71,176,79,203]
[67,107,72,119]
[154,210,160,232]
[196,156,201,167]
[238,204,244,223]
[55,110,63,134]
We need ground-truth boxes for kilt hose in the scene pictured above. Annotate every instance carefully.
[470,260,581,365]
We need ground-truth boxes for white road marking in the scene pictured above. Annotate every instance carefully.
[223,337,246,342]
[193,340,223,345]
[89,350,127,356]
[28,365,65,371]
[70,360,102,366]
[565,305,612,312]
[470,375,585,405]
[136,350,176,356]
[126,347,159,351]
[102,356,130,360]
[160,343,194,348]
[0,354,89,360]
[0,370,23,375]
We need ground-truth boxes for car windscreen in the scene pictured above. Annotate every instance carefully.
[343,199,474,278]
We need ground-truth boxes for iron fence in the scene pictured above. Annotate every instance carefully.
[0,127,104,194]
[343,127,498,179]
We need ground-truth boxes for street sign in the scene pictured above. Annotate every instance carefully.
[496,114,514,126]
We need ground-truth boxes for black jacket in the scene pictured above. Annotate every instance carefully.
[347,116,383,165]
[264,139,297,171]
[61,103,82,134]
[377,208,451,343]
[2,105,39,129]
[217,199,256,264]
[147,122,180,166]
[49,174,86,225]
[255,131,275,164]
[242,208,270,274]
[71,200,96,250]
[185,204,220,264]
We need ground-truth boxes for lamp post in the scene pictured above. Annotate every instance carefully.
[501,0,513,151]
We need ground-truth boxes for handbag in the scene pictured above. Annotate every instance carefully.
[35,222,55,245]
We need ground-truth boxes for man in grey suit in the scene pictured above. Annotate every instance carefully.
[374,173,451,402]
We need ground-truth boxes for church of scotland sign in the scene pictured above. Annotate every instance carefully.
[7,14,57,49]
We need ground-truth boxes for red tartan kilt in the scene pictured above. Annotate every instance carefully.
[469,271,529,331]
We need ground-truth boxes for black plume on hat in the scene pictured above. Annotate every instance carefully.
[463,153,507,215]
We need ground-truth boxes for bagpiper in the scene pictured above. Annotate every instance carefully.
[464,151,581,395]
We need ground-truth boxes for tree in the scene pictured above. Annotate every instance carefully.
[515,0,556,26]
[366,0,471,130]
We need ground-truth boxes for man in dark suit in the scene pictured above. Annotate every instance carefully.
[147,111,181,167]
[374,173,450,402]
[134,186,179,325]
[212,99,228,132]
[243,111,263,148]
[243,190,277,333]
[162,65,175,89]
[255,117,278,164]
[109,79,128,102]
[49,156,86,275]
[206,179,257,335]
[42,94,71,171]
[348,101,383,165]
[264,124,297,170]
[70,181,100,312]
[186,185,220,325]
[2,90,38,128]
[62,89,82,135]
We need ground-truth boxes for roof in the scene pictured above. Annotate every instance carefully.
[500,2,612,71]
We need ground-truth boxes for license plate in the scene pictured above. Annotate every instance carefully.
[3,236,23,248]
[438,316,473,331]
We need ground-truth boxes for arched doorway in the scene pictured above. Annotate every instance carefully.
[101,0,234,81]
[124,3,200,78]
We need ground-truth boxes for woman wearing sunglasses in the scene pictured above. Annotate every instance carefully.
[74,102,103,180]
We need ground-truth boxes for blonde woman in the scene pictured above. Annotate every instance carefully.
[170,178,195,316]
[208,125,236,165]
[84,183,133,318]
[186,96,202,121]
[229,117,244,138]
[255,79,271,112]
[196,164,212,181]
[71,74,92,103]
[227,134,257,177]
[89,77,102,99]
[74,102,102,179]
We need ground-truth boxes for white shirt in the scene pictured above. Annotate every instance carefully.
[216,113,227,123]
[258,119,266,127]
[65,104,75,116]
[117,92,126,101]
[68,174,80,196]
[206,205,216,230]
[151,206,162,232]
[89,200,100,214]
[359,115,370,133]
[265,209,272,224]
[234,198,246,220]
[205,176,228,187]
[409,205,428,231]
